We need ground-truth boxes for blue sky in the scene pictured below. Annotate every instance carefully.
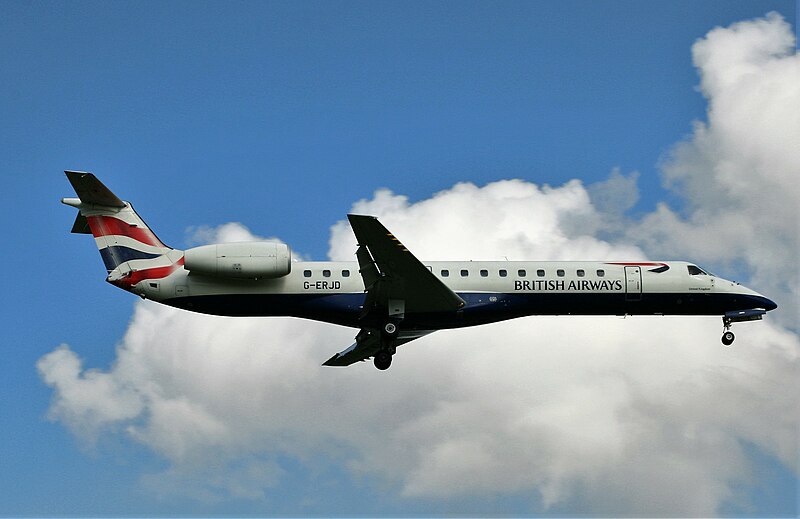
[1,1,797,516]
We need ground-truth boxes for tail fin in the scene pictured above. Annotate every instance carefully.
[62,171,180,287]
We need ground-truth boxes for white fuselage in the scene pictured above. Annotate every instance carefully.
[135,259,773,330]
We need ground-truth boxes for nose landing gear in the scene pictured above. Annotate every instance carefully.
[721,308,767,346]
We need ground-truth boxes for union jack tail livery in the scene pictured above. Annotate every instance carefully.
[62,171,183,290]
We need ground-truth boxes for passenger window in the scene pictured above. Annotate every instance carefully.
[577,269,585,277]
[323,270,331,278]
[342,270,350,277]
[303,270,312,278]
[596,269,605,277]
[461,269,469,277]
[518,269,526,277]
[557,269,565,277]
[441,270,449,277]
[499,270,507,277]
[480,269,488,277]
[537,269,545,277]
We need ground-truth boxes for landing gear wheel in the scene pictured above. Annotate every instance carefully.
[374,350,393,370]
[383,322,399,338]
[721,331,735,346]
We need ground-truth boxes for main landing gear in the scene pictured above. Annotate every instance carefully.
[383,321,399,338]
[374,349,393,370]
[373,320,400,370]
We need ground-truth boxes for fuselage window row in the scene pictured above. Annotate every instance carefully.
[436,268,608,279]
[303,269,351,278]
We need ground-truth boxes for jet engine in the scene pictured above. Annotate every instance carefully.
[183,241,291,279]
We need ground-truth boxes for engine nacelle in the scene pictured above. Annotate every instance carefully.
[183,241,291,279]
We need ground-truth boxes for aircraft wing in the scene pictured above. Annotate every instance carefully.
[347,214,465,318]
[323,330,432,367]
[322,215,462,367]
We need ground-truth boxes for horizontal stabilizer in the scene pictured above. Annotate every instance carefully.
[65,170,125,208]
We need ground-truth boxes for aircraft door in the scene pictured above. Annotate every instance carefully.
[624,266,642,301]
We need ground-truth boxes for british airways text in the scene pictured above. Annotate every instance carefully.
[514,279,623,291]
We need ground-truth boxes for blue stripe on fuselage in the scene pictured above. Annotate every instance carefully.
[161,290,772,330]
[99,245,162,272]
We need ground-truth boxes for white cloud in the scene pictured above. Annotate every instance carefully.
[39,13,799,516]
[37,345,144,441]
[329,179,644,262]
[631,11,799,326]
[38,174,800,514]
[38,301,799,514]
[184,221,308,261]
[185,222,267,245]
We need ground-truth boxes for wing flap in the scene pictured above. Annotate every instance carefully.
[323,329,381,366]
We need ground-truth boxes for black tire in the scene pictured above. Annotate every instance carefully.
[721,331,735,346]
[374,350,393,370]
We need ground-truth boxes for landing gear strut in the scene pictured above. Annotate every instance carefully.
[721,314,736,346]
[374,320,400,370]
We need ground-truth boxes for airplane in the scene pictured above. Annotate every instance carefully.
[62,171,778,370]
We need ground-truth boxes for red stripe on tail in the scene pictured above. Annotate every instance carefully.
[87,215,167,248]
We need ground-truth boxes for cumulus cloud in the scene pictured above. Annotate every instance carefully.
[38,176,799,514]
[185,222,308,261]
[37,345,144,440]
[630,11,799,326]
[329,179,643,262]
[39,13,799,516]
[185,222,269,246]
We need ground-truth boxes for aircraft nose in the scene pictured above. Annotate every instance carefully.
[735,282,777,312]
[762,297,778,311]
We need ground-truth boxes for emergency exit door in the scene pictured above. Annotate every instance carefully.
[624,266,642,301]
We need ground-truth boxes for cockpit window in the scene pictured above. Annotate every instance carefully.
[687,265,707,276]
